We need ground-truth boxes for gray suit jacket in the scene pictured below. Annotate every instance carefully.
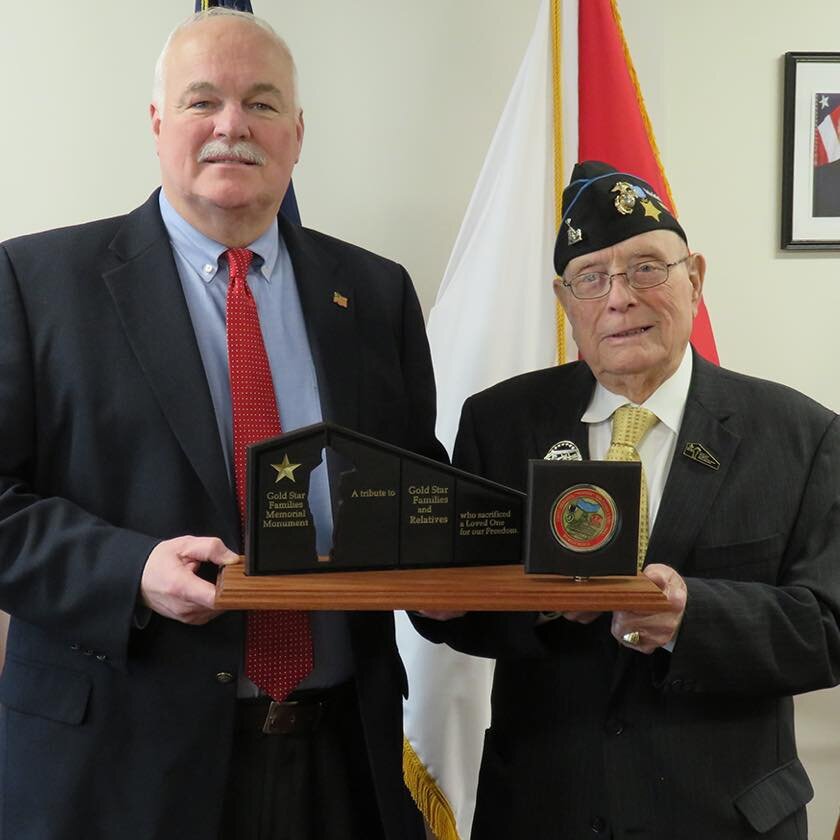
[0,191,443,840]
[418,352,840,839]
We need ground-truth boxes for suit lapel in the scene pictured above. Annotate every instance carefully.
[646,355,741,572]
[102,193,236,535]
[609,354,741,695]
[281,218,360,431]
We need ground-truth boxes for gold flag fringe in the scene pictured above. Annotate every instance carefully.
[403,737,461,840]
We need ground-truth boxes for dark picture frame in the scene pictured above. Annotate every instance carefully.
[781,52,840,250]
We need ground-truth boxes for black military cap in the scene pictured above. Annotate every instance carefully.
[554,160,687,276]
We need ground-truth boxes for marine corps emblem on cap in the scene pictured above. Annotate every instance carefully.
[551,484,619,552]
[611,181,638,215]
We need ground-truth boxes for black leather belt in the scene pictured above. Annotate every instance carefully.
[236,682,351,736]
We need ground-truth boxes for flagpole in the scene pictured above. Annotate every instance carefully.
[550,0,567,366]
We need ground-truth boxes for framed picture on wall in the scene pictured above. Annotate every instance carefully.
[781,52,840,250]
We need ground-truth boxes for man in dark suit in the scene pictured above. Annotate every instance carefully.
[418,161,840,839]
[0,8,441,840]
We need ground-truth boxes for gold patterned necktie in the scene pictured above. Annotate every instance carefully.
[604,405,659,570]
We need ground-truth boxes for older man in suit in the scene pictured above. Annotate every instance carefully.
[418,160,840,839]
[0,8,441,840]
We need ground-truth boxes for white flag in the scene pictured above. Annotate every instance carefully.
[398,0,725,834]
[397,1,578,837]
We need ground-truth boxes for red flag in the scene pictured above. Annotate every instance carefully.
[577,0,719,363]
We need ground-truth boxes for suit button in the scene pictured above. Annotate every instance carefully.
[70,643,80,651]
[216,672,235,684]
[590,816,607,833]
[96,654,107,662]
[670,679,683,691]
[82,649,94,657]
[605,718,624,736]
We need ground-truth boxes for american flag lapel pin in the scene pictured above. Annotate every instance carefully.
[332,291,349,309]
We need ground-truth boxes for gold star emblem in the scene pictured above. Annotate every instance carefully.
[640,199,662,221]
[271,454,301,483]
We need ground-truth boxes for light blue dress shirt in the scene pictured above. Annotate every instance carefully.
[159,191,352,691]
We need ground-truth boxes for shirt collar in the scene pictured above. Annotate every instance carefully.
[158,190,281,283]
[581,348,693,435]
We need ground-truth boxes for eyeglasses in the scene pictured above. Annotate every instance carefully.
[561,254,692,300]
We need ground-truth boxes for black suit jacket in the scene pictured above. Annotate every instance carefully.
[418,353,840,840]
[0,191,444,840]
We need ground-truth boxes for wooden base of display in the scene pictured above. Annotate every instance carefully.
[215,560,668,612]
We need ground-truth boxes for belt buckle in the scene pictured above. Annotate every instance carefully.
[261,700,299,735]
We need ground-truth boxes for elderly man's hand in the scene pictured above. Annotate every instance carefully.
[610,563,687,654]
[140,536,240,625]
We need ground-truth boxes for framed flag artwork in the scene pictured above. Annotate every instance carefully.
[781,52,840,249]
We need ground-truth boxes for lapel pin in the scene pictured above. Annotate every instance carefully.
[332,291,349,309]
[640,198,662,221]
[565,218,583,245]
[544,440,583,462]
[682,442,720,471]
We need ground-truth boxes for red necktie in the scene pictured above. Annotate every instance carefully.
[225,247,313,701]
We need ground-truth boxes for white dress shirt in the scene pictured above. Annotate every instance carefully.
[582,349,693,536]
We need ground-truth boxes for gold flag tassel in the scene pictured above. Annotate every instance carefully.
[403,737,460,840]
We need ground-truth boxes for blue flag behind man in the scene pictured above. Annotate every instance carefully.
[195,0,254,11]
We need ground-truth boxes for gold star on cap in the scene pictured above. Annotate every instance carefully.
[640,199,662,221]
[271,454,301,483]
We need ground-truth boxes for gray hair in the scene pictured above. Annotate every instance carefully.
[152,8,300,110]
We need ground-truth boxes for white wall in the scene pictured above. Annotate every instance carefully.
[1,1,838,836]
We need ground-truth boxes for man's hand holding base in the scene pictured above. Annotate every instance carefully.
[140,536,240,625]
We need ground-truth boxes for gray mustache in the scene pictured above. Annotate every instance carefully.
[197,141,266,166]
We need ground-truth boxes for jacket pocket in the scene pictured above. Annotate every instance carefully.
[690,533,785,582]
[0,657,91,725]
[733,758,813,833]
